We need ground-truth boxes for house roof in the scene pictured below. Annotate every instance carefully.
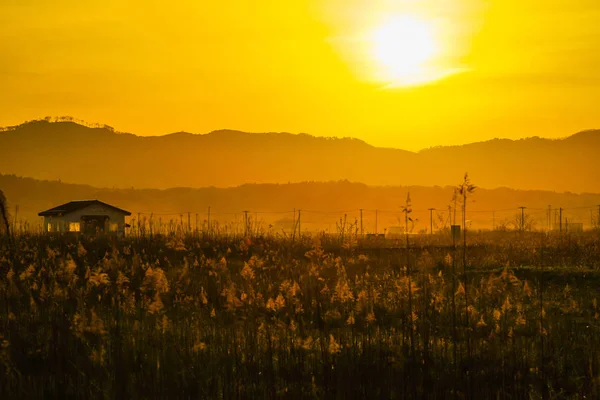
[38,200,131,217]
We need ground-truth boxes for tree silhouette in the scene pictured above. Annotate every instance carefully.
[457,173,476,362]
[402,193,416,359]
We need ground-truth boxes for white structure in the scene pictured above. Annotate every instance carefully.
[39,200,131,235]
[386,226,404,239]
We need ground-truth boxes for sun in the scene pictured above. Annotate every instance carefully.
[371,15,440,86]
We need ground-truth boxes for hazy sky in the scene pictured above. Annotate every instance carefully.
[1,0,599,150]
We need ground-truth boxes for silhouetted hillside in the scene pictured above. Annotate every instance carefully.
[2,174,599,233]
[1,120,599,192]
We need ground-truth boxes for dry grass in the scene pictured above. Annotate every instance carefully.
[1,231,599,398]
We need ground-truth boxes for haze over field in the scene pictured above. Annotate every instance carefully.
[3,173,599,232]
[1,120,599,193]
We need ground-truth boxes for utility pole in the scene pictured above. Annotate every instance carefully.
[188,212,191,233]
[428,208,436,234]
[360,209,363,238]
[559,208,563,234]
[519,206,527,232]
[207,206,211,237]
[243,210,249,237]
[137,212,141,236]
[13,205,18,235]
[291,209,296,241]
[195,214,199,236]
[298,210,301,238]
[548,205,552,231]
[404,204,410,248]
[453,192,458,226]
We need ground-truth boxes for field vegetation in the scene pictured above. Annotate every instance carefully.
[1,226,600,398]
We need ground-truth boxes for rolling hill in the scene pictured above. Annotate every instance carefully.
[0,119,599,192]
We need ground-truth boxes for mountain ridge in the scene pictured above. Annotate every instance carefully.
[1,119,599,192]
[3,118,595,152]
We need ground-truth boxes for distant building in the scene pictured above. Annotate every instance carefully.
[566,222,584,233]
[386,226,405,239]
[365,233,385,240]
[552,222,584,233]
[39,200,131,235]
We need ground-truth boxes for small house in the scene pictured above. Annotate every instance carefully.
[39,200,131,235]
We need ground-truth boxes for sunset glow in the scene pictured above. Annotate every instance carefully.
[0,1,599,150]
[1,1,600,397]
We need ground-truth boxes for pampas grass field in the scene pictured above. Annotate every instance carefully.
[1,227,599,398]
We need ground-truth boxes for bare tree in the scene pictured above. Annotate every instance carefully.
[402,193,416,360]
[457,173,476,361]
[511,212,537,232]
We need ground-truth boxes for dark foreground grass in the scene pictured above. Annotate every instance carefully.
[1,232,599,398]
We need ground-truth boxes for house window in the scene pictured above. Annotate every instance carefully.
[109,223,119,232]
[47,223,53,232]
[69,222,81,232]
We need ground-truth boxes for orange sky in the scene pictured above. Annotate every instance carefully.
[1,0,599,150]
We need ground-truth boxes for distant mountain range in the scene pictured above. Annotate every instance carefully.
[1,119,599,192]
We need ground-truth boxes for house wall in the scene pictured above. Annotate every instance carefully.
[43,216,67,233]
[43,204,128,235]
